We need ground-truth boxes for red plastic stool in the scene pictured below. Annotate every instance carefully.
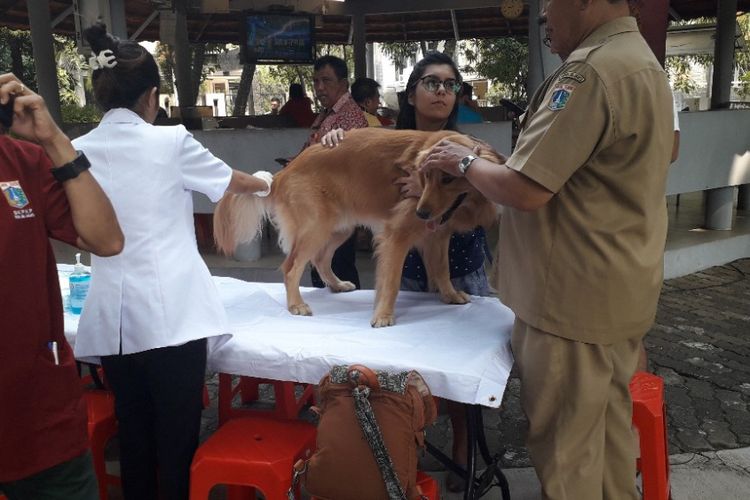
[630,372,671,500]
[84,389,121,500]
[218,374,315,425]
[189,416,316,500]
[417,470,440,499]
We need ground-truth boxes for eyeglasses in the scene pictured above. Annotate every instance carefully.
[417,76,461,95]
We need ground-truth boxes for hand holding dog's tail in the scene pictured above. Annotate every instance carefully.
[213,192,268,256]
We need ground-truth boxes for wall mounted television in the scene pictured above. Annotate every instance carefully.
[240,12,316,64]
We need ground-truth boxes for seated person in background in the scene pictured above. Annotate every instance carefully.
[351,77,393,127]
[269,97,281,115]
[279,83,315,128]
[457,82,483,124]
[351,77,383,127]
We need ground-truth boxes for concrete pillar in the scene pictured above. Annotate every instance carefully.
[704,187,735,230]
[527,0,560,97]
[706,0,738,228]
[710,0,737,110]
[107,0,127,39]
[352,13,367,79]
[27,0,62,125]
[737,185,750,210]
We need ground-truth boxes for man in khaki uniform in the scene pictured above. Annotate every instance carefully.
[418,0,673,498]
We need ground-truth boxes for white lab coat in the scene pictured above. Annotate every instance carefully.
[72,108,232,359]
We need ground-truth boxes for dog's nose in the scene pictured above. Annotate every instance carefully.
[416,209,431,220]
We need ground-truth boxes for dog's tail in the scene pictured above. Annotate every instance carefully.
[213,193,269,256]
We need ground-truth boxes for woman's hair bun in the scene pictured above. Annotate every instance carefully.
[83,21,119,54]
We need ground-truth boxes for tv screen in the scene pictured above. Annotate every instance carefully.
[241,13,315,64]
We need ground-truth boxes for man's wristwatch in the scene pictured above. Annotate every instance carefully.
[51,151,91,183]
[458,154,478,176]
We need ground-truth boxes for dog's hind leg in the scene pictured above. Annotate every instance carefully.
[422,231,470,305]
[311,229,357,293]
[281,244,317,316]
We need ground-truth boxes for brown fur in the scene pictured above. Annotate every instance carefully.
[214,127,500,327]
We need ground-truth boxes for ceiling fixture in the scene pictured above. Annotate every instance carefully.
[500,0,524,20]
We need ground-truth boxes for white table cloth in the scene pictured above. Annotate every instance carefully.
[61,266,515,408]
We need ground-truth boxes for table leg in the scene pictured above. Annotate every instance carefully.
[425,405,511,499]
[472,406,511,500]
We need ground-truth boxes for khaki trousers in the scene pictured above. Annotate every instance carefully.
[511,318,641,500]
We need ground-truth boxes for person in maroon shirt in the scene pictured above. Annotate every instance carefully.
[278,83,316,128]
[0,73,123,500]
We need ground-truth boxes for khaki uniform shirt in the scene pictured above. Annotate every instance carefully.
[498,17,673,344]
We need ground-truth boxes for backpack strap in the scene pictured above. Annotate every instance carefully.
[352,385,408,500]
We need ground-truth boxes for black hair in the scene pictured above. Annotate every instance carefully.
[289,83,305,99]
[313,55,348,80]
[83,21,160,112]
[396,52,462,131]
[271,97,281,103]
[461,82,473,99]
[350,77,381,105]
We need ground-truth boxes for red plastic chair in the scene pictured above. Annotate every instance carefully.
[189,416,316,500]
[217,374,315,425]
[630,372,671,500]
[84,389,120,500]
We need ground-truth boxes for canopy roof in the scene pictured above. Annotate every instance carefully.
[0,0,747,44]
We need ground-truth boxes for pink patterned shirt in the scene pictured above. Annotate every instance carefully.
[302,92,368,150]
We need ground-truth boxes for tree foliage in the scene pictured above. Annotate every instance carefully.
[667,15,750,99]
[0,27,36,90]
[462,37,529,103]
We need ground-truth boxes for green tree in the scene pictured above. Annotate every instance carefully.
[666,15,750,99]
[462,37,529,103]
[0,27,37,91]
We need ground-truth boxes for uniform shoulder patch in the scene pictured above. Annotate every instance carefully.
[548,83,576,111]
[558,71,586,84]
[1,180,29,208]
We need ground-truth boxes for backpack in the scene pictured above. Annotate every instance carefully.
[289,365,437,500]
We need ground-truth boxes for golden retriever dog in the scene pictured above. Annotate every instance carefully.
[214,127,500,327]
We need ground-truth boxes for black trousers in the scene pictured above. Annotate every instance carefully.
[310,233,361,289]
[100,338,207,500]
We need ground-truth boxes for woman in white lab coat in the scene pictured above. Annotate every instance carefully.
[72,23,271,500]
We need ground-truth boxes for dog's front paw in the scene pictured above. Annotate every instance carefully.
[329,281,356,293]
[289,303,313,316]
[440,290,470,305]
[371,313,395,328]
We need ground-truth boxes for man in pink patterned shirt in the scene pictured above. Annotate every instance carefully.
[304,55,368,288]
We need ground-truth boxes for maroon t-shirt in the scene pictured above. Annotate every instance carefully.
[0,135,88,481]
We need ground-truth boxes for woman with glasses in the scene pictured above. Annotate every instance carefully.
[321,51,492,492]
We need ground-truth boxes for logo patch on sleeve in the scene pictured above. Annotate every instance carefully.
[559,71,586,83]
[548,84,576,111]
[1,180,29,208]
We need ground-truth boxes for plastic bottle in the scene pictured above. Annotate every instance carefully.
[69,252,91,314]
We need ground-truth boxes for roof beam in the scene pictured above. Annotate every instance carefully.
[51,5,73,28]
[450,9,459,40]
[129,10,159,40]
[229,0,503,16]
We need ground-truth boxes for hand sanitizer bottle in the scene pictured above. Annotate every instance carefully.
[69,253,91,314]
